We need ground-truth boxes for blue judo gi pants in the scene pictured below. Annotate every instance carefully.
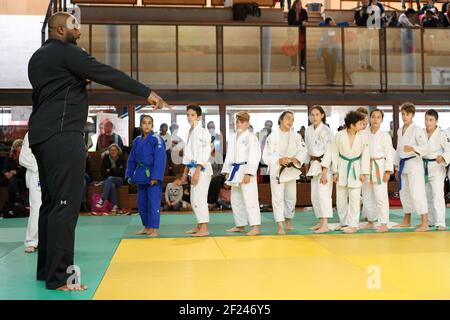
[137,183,163,229]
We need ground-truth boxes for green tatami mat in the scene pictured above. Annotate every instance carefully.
[0,209,449,300]
[0,216,133,300]
[123,209,450,238]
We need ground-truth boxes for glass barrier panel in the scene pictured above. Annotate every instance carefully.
[386,27,422,90]
[343,27,381,90]
[178,26,217,89]
[91,25,131,89]
[223,26,261,89]
[423,28,450,89]
[306,27,343,88]
[261,26,300,89]
[138,25,177,89]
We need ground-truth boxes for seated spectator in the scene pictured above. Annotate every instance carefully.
[443,0,450,14]
[422,9,440,27]
[2,139,26,205]
[420,0,439,16]
[81,149,91,212]
[96,144,125,213]
[163,174,184,211]
[298,125,306,140]
[96,120,124,153]
[159,123,172,174]
[216,186,231,210]
[443,6,450,27]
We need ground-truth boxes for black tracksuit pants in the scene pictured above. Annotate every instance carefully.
[31,132,85,289]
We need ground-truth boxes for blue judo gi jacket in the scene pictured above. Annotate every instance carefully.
[125,132,166,185]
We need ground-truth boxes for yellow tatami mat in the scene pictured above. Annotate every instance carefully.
[94,232,450,300]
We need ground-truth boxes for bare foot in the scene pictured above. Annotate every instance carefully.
[361,222,375,229]
[56,284,88,292]
[185,228,199,234]
[277,225,286,235]
[226,226,246,233]
[25,246,36,253]
[436,226,446,231]
[376,225,389,233]
[415,224,429,232]
[246,228,260,236]
[148,230,159,237]
[309,223,321,231]
[191,231,209,237]
[343,227,358,234]
[334,224,346,231]
[314,226,330,234]
[135,228,151,235]
[393,222,411,228]
[285,219,294,230]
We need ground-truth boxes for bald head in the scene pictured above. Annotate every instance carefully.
[48,12,81,45]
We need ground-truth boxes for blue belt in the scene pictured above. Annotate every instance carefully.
[423,158,436,184]
[228,162,247,182]
[398,156,416,191]
[187,161,205,172]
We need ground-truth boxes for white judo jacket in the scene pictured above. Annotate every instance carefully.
[182,122,213,177]
[222,129,261,187]
[423,127,450,179]
[304,123,333,177]
[332,129,370,188]
[262,129,308,183]
[19,133,40,190]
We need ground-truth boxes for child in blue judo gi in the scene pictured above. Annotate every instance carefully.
[126,115,166,237]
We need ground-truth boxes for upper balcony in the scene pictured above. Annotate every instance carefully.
[1,0,449,105]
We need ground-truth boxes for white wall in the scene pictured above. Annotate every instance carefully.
[0,15,43,88]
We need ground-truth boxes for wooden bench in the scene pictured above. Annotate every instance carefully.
[71,0,137,4]
[212,0,275,6]
[143,0,207,5]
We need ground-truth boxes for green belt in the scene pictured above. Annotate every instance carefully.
[339,153,362,181]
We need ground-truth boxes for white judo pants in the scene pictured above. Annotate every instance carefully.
[310,174,333,219]
[270,176,297,223]
[426,175,446,228]
[25,173,41,248]
[336,186,361,228]
[231,176,261,227]
[191,171,211,224]
[361,181,390,224]
[400,171,428,216]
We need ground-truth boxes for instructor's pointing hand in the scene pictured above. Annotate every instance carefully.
[147,91,171,110]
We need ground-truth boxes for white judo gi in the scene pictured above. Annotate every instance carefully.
[262,129,308,223]
[361,128,394,225]
[222,129,261,227]
[304,123,334,219]
[332,130,370,228]
[424,128,450,228]
[394,123,429,216]
[447,127,450,183]
[183,122,212,224]
[18,133,41,248]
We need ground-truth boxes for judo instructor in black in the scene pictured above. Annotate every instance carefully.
[28,12,169,291]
